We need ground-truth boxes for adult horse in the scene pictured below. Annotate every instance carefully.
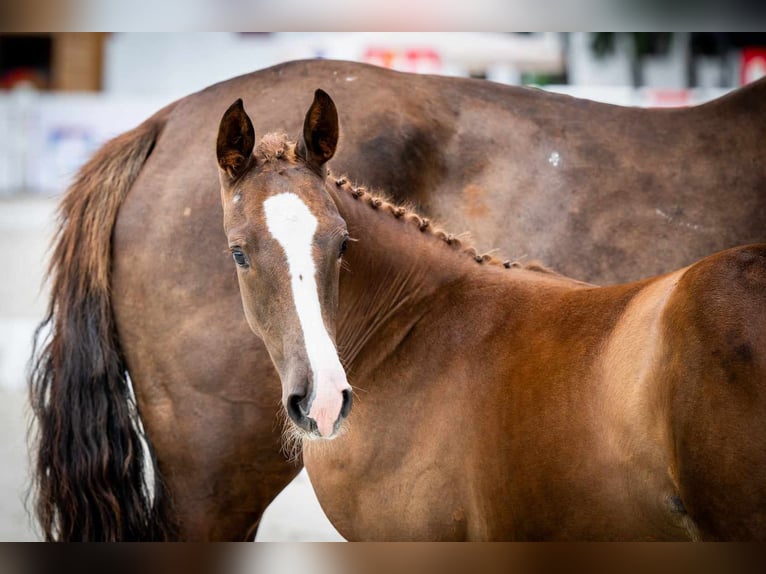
[216,90,766,540]
[30,59,766,540]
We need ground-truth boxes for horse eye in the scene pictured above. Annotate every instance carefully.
[231,249,248,268]
[338,238,348,259]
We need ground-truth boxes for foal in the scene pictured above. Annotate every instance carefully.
[217,90,766,540]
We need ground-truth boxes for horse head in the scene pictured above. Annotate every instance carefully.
[216,90,352,439]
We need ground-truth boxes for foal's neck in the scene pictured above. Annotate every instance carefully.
[329,179,499,371]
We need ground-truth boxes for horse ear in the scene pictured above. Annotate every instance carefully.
[217,99,255,181]
[298,89,338,168]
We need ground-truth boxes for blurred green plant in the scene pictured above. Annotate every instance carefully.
[590,32,674,86]
[590,33,673,59]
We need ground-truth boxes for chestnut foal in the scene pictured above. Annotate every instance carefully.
[217,90,766,541]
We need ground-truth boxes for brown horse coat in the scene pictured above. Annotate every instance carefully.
[30,59,766,540]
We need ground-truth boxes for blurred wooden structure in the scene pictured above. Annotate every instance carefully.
[0,33,105,91]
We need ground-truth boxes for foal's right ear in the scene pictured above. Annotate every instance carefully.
[298,89,338,168]
[217,99,255,181]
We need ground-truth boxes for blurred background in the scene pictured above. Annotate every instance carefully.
[3,32,766,198]
[0,32,764,541]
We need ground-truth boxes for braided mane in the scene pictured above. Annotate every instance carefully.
[328,176,559,276]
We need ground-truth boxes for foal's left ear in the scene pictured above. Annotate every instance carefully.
[298,89,338,168]
[217,98,255,181]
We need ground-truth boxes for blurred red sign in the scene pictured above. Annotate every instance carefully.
[645,89,692,108]
[363,47,441,74]
[741,47,766,85]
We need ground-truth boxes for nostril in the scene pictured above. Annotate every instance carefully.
[287,392,307,424]
[340,388,353,419]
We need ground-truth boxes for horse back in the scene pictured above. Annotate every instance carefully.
[661,244,766,540]
[118,60,766,285]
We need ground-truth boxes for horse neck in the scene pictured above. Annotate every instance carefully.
[329,181,483,371]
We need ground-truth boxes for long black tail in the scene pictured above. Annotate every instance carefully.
[29,104,179,540]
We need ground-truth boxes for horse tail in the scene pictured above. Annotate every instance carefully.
[29,103,179,541]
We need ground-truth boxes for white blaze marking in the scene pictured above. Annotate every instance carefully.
[548,151,561,167]
[263,193,349,437]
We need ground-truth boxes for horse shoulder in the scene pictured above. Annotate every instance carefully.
[663,244,766,390]
[660,244,766,540]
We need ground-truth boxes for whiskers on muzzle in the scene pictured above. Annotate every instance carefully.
[278,406,351,463]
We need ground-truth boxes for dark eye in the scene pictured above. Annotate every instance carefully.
[231,249,248,268]
[338,238,348,259]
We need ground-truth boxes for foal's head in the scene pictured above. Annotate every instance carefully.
[216,90,351,439]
